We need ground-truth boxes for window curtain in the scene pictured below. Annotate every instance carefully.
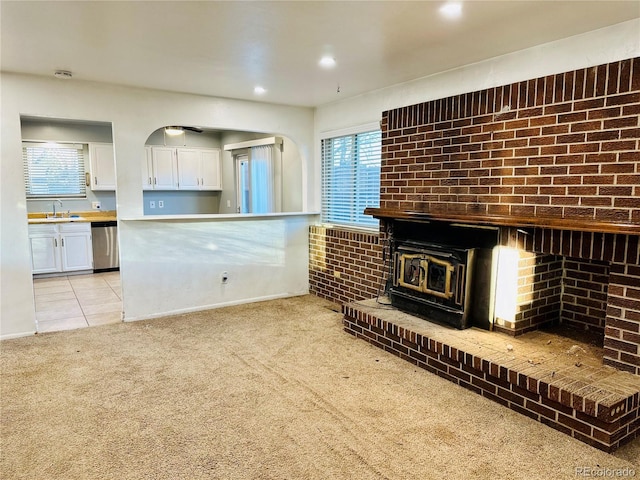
[250,145,274,213]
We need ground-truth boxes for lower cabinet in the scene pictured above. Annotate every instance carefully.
[29,223,93,274]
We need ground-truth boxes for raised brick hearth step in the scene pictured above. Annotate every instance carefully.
[343,299,640,452]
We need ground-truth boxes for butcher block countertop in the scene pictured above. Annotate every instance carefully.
[27,210,117,224]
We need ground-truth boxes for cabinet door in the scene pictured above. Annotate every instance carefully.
[29,234,61,274]
[177,148,201,190]
[60,225,93,272]
[89,143,116,190]
[151,147,179,190]
[200,149,222,190]
[142,146,153,190]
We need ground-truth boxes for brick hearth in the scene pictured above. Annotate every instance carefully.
[343,299,640,452]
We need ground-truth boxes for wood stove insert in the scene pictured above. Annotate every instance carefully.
[388,220,498,331]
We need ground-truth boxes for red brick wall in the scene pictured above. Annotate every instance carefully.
[509,253,563,336]
[312,58,640,374]
[381,58,640,224]
[309,226,384,304]
[605,256,640,374]
[562,259,610,334]
[376,59,640,375]
[491,245,610,337]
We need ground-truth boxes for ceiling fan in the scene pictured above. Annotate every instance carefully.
[164,126,203,136]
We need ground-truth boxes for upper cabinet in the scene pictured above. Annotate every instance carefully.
[142,146,153,190]
[177,148,221,190]
[144,146,221,191]
[89,143,116,190]
[151,146,179,190]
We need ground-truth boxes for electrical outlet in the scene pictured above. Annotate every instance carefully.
[91,201,101,210]
[226,200,231,208]
[149,201,156,209]
[158,200,164,209]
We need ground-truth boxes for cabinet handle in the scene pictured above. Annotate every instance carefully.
[95,176,98,185]
[54,238,58,247]
[61,238,65,247]
[148,177,152,185]
[154,177,157,185]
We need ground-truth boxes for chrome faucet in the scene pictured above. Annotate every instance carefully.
[52,199,63,218]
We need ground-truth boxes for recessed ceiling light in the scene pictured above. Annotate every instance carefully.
[254,86,267,95]
[439,2,462,19]
[319,56,336,69]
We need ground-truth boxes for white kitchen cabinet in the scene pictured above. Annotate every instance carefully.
[59,223,94,271]
[150,147,179,190]
[199,149,222,190]
[177,148,221,191]
[146,146,221,191]
[89,143,116,190]
[176,148,201,189]
[29,223,93,274]
[29,225,61,274]
[142,146,153,190]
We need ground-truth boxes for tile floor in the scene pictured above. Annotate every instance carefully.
[33,272,122,333]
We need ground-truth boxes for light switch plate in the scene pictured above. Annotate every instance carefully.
[91,201,101,210]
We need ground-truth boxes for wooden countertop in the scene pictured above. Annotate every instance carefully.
[27,210,117,224]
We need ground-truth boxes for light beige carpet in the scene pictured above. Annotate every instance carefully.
[2,295,639,480]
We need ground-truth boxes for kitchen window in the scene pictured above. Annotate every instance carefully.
[321,124,381,229]
[23,142,87,198]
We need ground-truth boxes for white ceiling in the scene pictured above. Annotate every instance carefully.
[2,1,639,108]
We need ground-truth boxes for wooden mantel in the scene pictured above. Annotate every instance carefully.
[364,208,640,236]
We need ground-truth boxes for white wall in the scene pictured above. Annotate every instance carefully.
[1,74,314,338]
[120,215,310,320]
[314,19,640,212]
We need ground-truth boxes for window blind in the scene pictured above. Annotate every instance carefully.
[321,129,381,229]
[23,142,86,198]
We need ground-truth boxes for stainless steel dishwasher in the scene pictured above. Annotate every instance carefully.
[91,221,119,272]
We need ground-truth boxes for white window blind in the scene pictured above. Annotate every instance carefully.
[23,142,86,198]
[321,129,381,228]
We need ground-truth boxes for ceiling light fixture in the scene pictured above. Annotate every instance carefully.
[164,126,184,136]
[54,70,73,79]
[254,86,266,95]
[319,56,336,69]
[439,2,463,19]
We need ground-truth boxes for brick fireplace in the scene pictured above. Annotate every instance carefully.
[310,57,640,451]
